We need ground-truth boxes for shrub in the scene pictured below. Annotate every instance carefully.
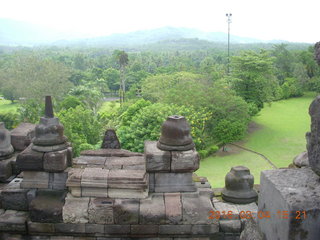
[57,105,102,156]
[0,112,20,130]
[117,102,211,152]
[18,99,44,124]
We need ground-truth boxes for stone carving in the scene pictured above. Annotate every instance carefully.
[0,122,14,159]
[157,115,195,151]
[32,96,68,152]
[101,129,121,149]
[222,166,257,204]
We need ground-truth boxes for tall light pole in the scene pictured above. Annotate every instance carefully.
[226,13,232,75]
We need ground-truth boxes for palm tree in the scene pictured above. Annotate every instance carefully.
[113,50,129,104]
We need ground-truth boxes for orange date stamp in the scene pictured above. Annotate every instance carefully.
[208,210,307,220]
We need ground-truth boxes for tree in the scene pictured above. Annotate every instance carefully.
[0,54,73,101]
[141,72,210,109]
[213,119,247,151]
[113,50,129,104]
[102,68,120,92]
[230,50,278,110]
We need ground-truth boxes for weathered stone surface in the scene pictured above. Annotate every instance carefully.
[32,142,69,153]
[82,187,108,198]
[66,168,83,197]
[220,220,242,233]
[114,198,139,224]
[293,151,309,167]
[101,129,121,149]
[1,178,29,210]
[81,168,109,188]
[236,202,258,222]
[181,192,216,225]
[154,172,196,192]
[29,190,66,223]
[157,115,195,151]
[21,171,49,189]
[63,193,89,223]
[171,149,199,172]
[73,156,106,168]
[81,148,142,157]
[159,225,192,235]
[191,224,219,235]
[0,210,28,232]
[44,149,68,172]
[0,122,14,159]
[51,172,68,190]
[131,224,159,235]
[306,96,320,175]
[33,96,67,148]
[66,168,83,187]
[164,192,182,224]
[108,188,148,199]
[104,156,145,170]
[307,95,320,175]
[10,123,35,151]
[54,223,86,234]
[258,168,320,240]
[213,201,240,220]
[145,141,171,172]
[108,169,148,188]
[149,173,155,193]
[88,197,114,224]
[67,146,73,167]
[28,222,55,233]
[198,187,214,199]
[140,193,166,224]
[85,223,105,234]
[239,218,263,240]
[104,224,130,234]
[16,145,44,171]
[222,166,257,204]
[0,158,13,182]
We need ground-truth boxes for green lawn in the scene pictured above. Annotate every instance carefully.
[196,93,316,188]
[0,100,19,113]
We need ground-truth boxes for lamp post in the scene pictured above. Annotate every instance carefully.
[226,13,232,75]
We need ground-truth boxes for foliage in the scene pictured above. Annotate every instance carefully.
[18,99,44,123]
[230,50,277,110]
[58,95,83,110]
[69,85,103,114]
[198,145,219,159]
[0,54,73,101]
[117,102,211,152]
[142,72,209,108]
[213,119,247,147]
[103,68,120,91]
[57,105,102,156]
[0,112,20,130]
[281,77,304,99]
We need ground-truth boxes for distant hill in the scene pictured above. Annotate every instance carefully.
[0,18,297,47]
[55,26,265,47]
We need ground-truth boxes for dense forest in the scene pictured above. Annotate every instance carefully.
[0,41,319,156]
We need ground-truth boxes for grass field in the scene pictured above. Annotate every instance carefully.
[196,93,316,188]
[0,100,19,113]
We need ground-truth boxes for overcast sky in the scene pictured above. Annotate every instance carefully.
[0,0,319,43]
